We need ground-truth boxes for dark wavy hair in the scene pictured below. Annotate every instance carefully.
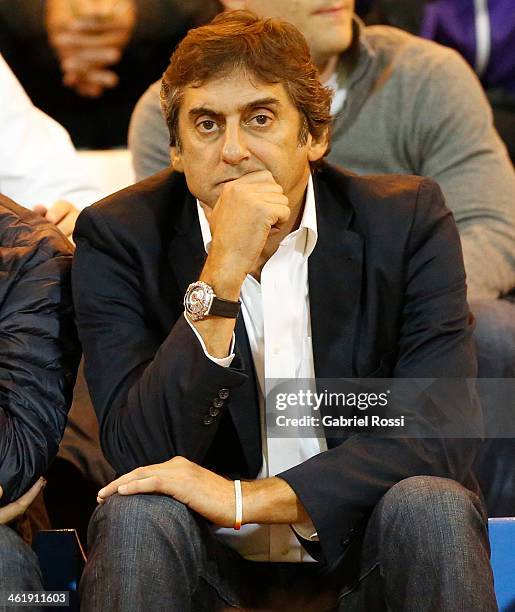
[160,10,332,152]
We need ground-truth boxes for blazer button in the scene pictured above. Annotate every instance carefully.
[218,388,230,400]
[209,406,221,417]
[212,397,224,409]
[203,415,214,425]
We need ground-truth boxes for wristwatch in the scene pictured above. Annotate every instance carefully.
[184,281,240,321]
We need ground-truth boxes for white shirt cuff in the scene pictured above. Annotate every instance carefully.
[184,312,236,367]
[291,521,319,542]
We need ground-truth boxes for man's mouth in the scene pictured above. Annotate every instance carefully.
[312,3,349,16]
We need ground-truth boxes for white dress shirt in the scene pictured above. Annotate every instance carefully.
[187,175,327,562]
[326,71,347,116]
[0,54,101,210]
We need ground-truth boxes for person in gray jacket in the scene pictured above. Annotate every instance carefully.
[128,0,515,513]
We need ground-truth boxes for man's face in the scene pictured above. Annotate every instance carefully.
[222,0,355,66]
[172,70,327,211]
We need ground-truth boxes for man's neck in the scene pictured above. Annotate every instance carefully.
[318,54,340,84]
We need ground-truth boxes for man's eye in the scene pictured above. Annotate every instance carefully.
[198,120,217,132]
[249,115,271,127]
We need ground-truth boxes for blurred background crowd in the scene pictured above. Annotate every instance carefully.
[0,0,221,148]
[0,0,513,158]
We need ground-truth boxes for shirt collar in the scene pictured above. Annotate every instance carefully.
[196,173,318,257]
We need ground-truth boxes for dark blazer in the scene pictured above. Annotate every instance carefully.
[72,162,481,566]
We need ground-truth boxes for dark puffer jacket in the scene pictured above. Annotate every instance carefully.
[0,194,81,505]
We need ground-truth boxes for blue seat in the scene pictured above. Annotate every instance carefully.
[489,517,515,611]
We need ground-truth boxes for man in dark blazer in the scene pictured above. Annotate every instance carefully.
[74,11,496,612]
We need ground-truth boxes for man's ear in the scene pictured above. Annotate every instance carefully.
[307,128,330,163]
[170,146,184,173]
[219,0,246,9]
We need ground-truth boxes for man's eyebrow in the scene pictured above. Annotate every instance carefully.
[241,97,282,112]
[188,107,220,119]
[188,97,282,119]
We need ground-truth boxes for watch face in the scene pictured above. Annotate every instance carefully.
[184,282,213,321]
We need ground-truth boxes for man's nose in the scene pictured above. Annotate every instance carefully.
[221,125,250,165]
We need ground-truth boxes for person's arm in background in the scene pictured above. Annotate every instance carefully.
[0,54,102,238]
[45,0,221,99]
[45,0,137,98]
[0,201,81,505]
[404,44,515,300]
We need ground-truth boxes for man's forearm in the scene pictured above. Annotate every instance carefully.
[242,476,310,525]
[192,255,245,358]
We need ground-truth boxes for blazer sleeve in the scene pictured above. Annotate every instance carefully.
[278,178,482,566]
[72,206,249,475]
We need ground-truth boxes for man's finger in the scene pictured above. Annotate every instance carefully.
[98,466,155,499]
[54,29,129,50]
[268,203,291,226]
[45,200,74,225]
[233,169,279,185]
[71,79,106,98]
[61,45,121,67]
[0,478,46,525]
[56,208,80,238]
[77,69,119,88]
[97,474,162,503]
[118,477,164,496]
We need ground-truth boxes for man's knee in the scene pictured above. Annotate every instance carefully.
[0,525,42,588]
[89,493,200,551]
[82,494,210,608]
[376,476,486,544]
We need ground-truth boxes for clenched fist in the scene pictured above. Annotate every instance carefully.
[202,169,291,288]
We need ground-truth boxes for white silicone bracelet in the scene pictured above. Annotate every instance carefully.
[234,479,242,530]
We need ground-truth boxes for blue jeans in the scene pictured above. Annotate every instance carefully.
[472,298,515,378]
[80,476,496,612]
[471,298,515,516]
[0,524,44,612]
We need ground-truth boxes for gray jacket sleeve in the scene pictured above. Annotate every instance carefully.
[128,80,171,181]
[408,47,515,300]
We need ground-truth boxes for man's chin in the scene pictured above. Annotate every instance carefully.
[311,27,353,59]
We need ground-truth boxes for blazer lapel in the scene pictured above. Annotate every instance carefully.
[167,191,206,296]
[232,315,262,476]
[309,171,364,449]
[309,171,364,380]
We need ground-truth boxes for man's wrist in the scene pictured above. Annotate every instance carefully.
[200,256,245,301]
[241,477,309,525]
